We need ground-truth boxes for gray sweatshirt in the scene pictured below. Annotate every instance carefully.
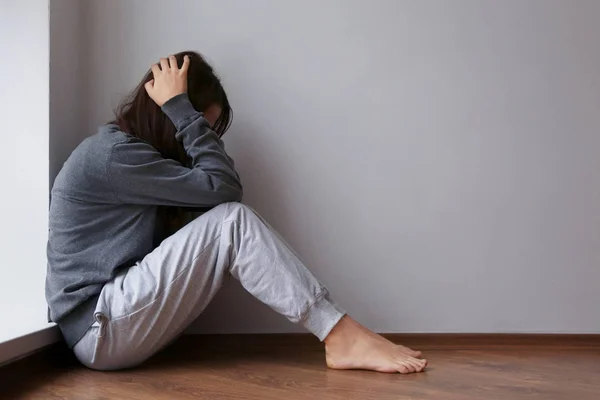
[46,94,243,347]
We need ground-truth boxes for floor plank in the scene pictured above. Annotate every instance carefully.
[1,334,599,400]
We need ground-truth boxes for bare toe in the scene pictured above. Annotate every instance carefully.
[402,347,422,358]
[392,343,421,358]
[398,361,416,374]
[414,359,427,372]
[408,356,426,371]
[397,364,410,374]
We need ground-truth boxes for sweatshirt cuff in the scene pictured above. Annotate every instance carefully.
[161,93,199,130]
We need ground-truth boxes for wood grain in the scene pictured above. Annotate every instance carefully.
[1,334,599,400]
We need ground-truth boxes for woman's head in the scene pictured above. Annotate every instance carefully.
[114,51,232,165]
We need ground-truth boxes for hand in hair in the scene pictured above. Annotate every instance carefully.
[145,55,190,107]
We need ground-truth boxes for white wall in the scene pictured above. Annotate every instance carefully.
[85,0,600,334]
[0,0,50,342]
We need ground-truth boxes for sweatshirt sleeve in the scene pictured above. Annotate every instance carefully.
[106,93,243,207]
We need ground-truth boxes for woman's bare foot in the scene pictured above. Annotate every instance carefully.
[324,316,427,374]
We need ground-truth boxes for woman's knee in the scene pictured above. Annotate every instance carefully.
[186,203,259,232]
[214,202,255,219]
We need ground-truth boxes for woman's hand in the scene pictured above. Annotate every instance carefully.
[145,55,190,107]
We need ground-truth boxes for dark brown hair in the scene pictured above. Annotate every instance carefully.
[114,50,232,164]
[113,51,232,237]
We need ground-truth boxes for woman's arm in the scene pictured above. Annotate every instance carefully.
[107,55,242,207]
[106,100,243,207]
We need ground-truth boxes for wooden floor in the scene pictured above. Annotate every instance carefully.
[1,334,599,400]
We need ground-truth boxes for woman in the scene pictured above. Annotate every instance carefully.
[46,51,427,374]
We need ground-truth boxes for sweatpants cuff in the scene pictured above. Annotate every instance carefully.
[302,293,345,341]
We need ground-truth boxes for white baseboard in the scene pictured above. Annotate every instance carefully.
[0,325,62,367]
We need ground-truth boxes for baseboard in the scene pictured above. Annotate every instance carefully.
[0,325,62,367]
[380,333,600,349]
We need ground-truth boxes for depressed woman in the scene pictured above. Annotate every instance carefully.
[46,51,427,374]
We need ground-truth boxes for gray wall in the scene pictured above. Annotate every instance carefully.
[84,0,600,334]
[50,0,89,183]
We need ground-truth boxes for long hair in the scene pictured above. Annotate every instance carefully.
[113,51,232,237]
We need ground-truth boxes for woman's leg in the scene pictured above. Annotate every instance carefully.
[73,202,426,373]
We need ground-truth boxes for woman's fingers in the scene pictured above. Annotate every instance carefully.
[154,55,188,75]
[168,55,178,70]
[151,64,160,78]
[159,57,169,71]
[144,79,155,94]
[145,55,188,106]
[180,55,190,74]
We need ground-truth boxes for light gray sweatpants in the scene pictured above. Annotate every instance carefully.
[73,202,345,370]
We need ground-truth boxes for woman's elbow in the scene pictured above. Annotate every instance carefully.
[207,175,243,203]
[228,187,243,203]
[219,184,243,203]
